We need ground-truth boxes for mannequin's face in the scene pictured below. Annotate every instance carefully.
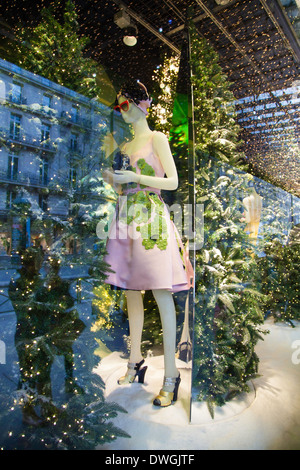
[117,95,144,124]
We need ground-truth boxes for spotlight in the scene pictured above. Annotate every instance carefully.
[123,26,138,46]
[114,10,131,28]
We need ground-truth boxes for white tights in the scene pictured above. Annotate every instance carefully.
[125,289,179,380]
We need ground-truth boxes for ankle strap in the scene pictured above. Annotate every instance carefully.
[128,359,144,370]
[163,375,180,386]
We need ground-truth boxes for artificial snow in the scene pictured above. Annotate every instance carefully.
[95,318,300,450]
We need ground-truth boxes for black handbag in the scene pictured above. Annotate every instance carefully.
[112,150,132,171]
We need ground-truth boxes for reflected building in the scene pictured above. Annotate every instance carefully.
[0,58,127,257]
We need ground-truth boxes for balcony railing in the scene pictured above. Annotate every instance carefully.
[1,96,58,120]
[7,95,27,105]
[0,168,70,190]
[0,128,56,153]
[60,111,92,129]
[28,104,57,118]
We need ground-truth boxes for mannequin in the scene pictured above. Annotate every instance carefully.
[243,181,263,246]
[102,81,193,407]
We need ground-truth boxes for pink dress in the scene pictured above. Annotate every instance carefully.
[103,132,194,292]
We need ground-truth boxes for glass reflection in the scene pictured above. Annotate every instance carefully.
[9,249,85,426]
[0,53,130,449]
[191,155,300,421]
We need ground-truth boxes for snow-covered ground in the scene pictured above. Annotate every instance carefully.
[95,318,300,450]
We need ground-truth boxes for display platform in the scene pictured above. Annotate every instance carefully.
[95,319,300,450]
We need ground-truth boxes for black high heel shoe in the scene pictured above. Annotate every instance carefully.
[118,359,148,385]
[153,374,181,407]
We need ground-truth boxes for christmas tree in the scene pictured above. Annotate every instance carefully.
[12,1,101,99]
[1,246,129,450]
[257,235,300,327]
[193,158,267,415]
[190,24,267,415]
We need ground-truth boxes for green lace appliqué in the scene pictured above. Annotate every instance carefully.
[136,158,155,188]
[125,159,168,251]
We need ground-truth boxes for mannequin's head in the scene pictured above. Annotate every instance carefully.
[114,80,152,123]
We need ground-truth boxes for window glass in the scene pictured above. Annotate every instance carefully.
[0,0,298,450]
[11,83,22,104]
[9,114,21,139]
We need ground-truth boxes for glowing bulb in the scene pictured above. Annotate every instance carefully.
[123,35,137,46]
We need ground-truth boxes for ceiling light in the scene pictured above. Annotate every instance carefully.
[123,26,138,46]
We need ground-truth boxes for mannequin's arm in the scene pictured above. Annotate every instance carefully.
[102,169,122,194]
[112,132,178,190]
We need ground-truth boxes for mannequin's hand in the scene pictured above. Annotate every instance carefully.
[113,170,140,185]
[102,169,114,185]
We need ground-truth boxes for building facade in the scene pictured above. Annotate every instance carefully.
[0,58,126,256]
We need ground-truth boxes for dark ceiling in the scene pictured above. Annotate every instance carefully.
[1,0,299,98]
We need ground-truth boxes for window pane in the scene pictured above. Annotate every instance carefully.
[9,114,21,139]
[11,83,22,103]
[7,155,18,180]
